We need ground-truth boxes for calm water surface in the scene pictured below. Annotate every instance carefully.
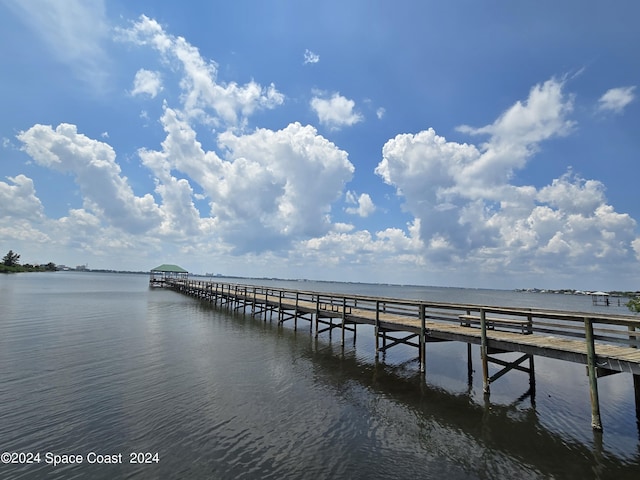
[1,272,639,479]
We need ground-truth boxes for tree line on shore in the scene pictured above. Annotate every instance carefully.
[1,249,56,273]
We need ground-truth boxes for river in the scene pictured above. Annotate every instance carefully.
[0,271,638,479]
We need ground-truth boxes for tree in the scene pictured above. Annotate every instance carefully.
[2,250,20,267]
[627,297,640,313]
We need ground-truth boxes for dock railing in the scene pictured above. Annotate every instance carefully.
[168,279,640,348]
[170,279,640,343]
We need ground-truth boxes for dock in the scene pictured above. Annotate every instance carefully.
[162,278,640,431]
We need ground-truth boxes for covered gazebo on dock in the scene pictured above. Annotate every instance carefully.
[591,291,610,306]
[149,264,188,287]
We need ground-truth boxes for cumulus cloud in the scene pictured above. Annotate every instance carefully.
[310,92,363,130]
[131,69,163,98]
[117,15,284,128]
[633,238,640,262]
[303,49,320,64]
[597,86,636,114]
[295,219,425,282]
[0,175,45,220]
[17,123,162,234]
[345,191,376,217]
[375,78,638,274]
[9,16,358,263]
[455,78,575,192]
[137,106,355,253]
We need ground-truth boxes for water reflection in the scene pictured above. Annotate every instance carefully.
[296,331,640,479]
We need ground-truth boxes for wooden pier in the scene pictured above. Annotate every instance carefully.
[163,279,640,431]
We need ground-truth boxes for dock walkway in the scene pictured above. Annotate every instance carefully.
[165,279,640,431]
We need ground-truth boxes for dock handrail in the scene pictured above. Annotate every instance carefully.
[168,278,640,349]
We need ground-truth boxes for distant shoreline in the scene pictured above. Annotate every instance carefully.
[42,268,639,298]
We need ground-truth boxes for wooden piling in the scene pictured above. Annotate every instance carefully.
[529,355,536,404]
[252,287,256,314]
[341,297,346,346]
[480,309,490,394]
[315,295,320,338]
[467,343,473,389]
[584,317,603,431]
[419,304,426,373]
[630,325,640,429]
[375,300,380,358]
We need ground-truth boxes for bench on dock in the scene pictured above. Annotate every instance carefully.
[459,314,532,334]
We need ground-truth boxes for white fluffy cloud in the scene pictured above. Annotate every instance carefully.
[455,78,575,193]
[0,174,45,220]
[598,86,636,114]
[17,123,162,234]
[375,78,638,275]
[7,15,357,265]
[311,92,363,130]
[118,15,284,128]
[294,219,425,282]
[131,69,163,98]
[138,106,355,253]
[345,191,376,217]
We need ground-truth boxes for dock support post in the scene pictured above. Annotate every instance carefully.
[243,286,247,313]
[294,292,299,330]
[585,317,603,431]
[630,325,640,430]
[352,322,357,346]
[419,305,426,373]
[375,300,380,358]
[233,285,238,309]
[341,297,346,346]
[480,309,490,394]
[634,375,640,432]
[252,287,256,314]
[529,355,536,405]
[315,295,320,338]
[467,343,473,389]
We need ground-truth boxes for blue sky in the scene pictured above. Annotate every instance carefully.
[1,0,639,290]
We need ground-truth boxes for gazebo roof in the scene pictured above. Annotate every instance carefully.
[151,264,188,273]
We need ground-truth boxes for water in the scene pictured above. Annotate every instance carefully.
[0,272,639,479]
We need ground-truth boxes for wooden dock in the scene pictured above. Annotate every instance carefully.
[163,279,640,431]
